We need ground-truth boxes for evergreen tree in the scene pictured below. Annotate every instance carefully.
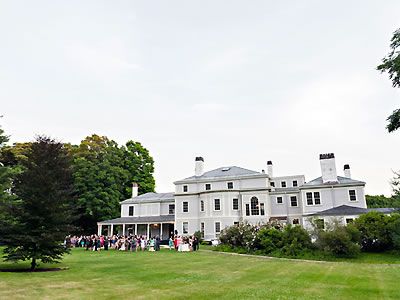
[0,136,75,270]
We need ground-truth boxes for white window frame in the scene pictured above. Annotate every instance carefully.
[183,185,188,192]
[276,196,283,205]
[205,183,211,191]
[182,222,189,234]
[227,182,234,189]
[128,205,134,216]
[232,198,239,210]
[281,181,287,188]
[200,200,205,212]
[305,191,322,206]
[349,190,357,202]
[290,196,298,207]
[182,201,189,213]
[214,198,221,211]
[215,221,221,236]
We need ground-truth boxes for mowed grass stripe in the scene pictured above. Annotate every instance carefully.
[0,248,399,299]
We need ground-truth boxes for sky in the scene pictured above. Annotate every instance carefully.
[0,1,399,196]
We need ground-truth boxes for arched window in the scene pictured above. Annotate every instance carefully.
[250,197,259,215]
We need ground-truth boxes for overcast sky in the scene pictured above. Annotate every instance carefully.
[1,1,399,195]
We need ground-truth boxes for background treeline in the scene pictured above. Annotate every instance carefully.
[0,134,155,233]
[217,211,400,259]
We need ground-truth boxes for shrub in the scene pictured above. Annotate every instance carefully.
[219,222,260,251]
[354,211,392,252]
[388,213,400,250]
[280,225,312,256]
[316,223,360,258]
[193,230,203,242]
[256,227,283,254]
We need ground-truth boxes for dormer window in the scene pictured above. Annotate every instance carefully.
[227,182,233,189]
[183,185,188,192]
[205,183,211,190]
[292,180,298,187]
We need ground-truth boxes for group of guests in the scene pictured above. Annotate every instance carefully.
[64,234,200,252]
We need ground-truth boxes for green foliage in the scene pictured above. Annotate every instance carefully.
[377,28,400,132]
[256,227,283,254]
[280,225,313,256]
[316,222,361,257]
[366,194,400,208]
[193,230,202,241]
[219,222,259,251]
[0,136,75,270]
[388,214,400,250]
[72,135,155,233]
[354,212,392,252]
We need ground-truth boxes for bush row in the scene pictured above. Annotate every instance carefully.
[217,211,400,258]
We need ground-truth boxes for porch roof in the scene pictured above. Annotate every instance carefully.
[98,215,175,225]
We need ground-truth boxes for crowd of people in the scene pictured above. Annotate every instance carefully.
[64,234,200,252]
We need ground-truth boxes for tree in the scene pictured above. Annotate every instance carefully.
[377,28,400,132]
[0,136,75,270]
[72,135,155,233]
[366,194,400,208]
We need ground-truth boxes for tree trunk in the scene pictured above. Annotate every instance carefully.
[30,257,36,271]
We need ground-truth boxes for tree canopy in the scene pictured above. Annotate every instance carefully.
[377,28,400,133]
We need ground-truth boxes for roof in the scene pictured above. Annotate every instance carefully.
[98,215,175,224]
[175,166,263,183]
[309,205,368,216]
[301,176,365,188]
[121,192,174,204]
[309,205,399,216]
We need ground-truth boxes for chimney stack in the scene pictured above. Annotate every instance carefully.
[344,164,351,178]
[132,182,138,198]
[195,157,204,176]
[267,161,273,177]
[319,153,338,183]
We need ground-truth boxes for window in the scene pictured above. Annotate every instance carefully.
[281,181,287,188]
[169,204,175,215]
[128,206,134,216]
[183,222,188,234]
[306,192,321,205]
[205,183,211,190]
[315,219,324,229]
[183,185,188,192]
[292,218,299,225]
[250,197,260,215]
[245,204,250,216]
[346,218,353,224]
[214,199,221,211]
[260,203,265,216]
[306,192,313,205]
[270,181,275,187]
[200,222,205,238]
[293,180,298,187]
[232,198,239,210]
[234,222,239,226]
[227,182,233,189]
[290,196,298,207]
[349,190,357,201]
[215,222,221,234]
[276,196,283,204]
[183,201,188,213]
[314,192,321,205]
[200,200,204,212]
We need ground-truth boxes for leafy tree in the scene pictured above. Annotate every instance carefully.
[0,136,75,270]
[280,225,312,256]
[354,211,392,252]
[377,28,400,132]
[366,194,400,208]
[72,135,155,233]
[392,171,400,200]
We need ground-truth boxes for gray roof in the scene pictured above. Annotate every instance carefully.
[121,192,174,204]
[301,176,365,188]
[98,215,175,224]
[176,166,263,182]
[309,205,399,216]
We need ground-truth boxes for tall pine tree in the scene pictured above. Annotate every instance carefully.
[0,136,75,270]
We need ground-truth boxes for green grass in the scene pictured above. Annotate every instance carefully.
[0,248,400,299]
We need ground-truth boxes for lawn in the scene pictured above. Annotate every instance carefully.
[0,248,400,299]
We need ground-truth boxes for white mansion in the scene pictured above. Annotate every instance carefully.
[98,153,374,240]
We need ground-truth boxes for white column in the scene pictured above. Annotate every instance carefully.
[110,224,114,236]
[97,225,102,236]
[122,224,126,236]
[160,223,163,239]
[134,224,137,235]
[147,224,150,238]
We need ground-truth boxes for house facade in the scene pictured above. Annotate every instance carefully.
[98,153,369,240]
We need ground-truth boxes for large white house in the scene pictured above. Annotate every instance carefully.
[98,153,377,240]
